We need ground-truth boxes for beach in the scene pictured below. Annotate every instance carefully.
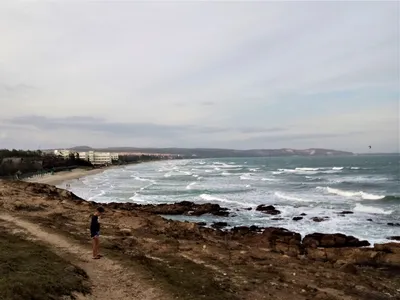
[24,167,112,186]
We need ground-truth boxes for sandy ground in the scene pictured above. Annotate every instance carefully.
[24,167,114,186]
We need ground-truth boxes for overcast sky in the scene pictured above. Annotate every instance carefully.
[0,1,398,152]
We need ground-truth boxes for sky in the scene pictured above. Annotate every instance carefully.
[0,1,399,153]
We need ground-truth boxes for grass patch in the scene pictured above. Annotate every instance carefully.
[0,224,90,300]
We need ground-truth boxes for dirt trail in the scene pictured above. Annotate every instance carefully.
[0,213,165,300]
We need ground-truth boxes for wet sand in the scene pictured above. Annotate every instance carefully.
[24,167,115,186]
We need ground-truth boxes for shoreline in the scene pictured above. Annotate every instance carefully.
[24,166,119,186]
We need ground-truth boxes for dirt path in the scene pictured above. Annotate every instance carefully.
[0,213,165,300]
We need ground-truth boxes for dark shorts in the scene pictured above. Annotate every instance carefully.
[91,231,100,238]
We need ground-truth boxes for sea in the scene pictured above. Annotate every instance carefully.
[61,155,400,244]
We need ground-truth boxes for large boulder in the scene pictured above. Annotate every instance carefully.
[256,204,281,215]
[303,233,370,248]
[262,227,303,257]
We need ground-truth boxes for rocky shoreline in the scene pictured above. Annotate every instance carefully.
[1,180,399,300]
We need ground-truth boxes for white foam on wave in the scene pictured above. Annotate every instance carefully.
[205,170,212,173]
[332,167,344,170]
[88,190,106,201]
[199,193,254,206]
[354,203,393,215]
[240,173,254,180]
[261,177,278,182]
[164,173,171,178]
[214,167,221,171]
[296,167,320,171]
[318,187,385,200]
[222,172,234,176]
[186,182,196,190]
[132,175,153,182]
[192,174,199,178]
[249,168,259,172]
[351,167,360,170]
[274,191,312,202]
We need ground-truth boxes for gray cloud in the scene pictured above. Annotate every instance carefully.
[4,115,286,138]
[0,2,397,152]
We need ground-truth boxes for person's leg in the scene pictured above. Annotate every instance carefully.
[92,237,97,258]
[96,237,100,257]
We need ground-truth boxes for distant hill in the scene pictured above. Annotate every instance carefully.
[68,146,353,158]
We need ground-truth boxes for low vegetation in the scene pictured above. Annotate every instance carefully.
[0,222,90,300]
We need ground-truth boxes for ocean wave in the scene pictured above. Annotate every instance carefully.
[132,176,154,182]
[261,177,278,182]
[275,168,343,175]
[199,193,254,206]
[350,167,360,170]
[240,173,255,180]
[186,182,196,190]
[317,187,385,200]
[274,191,313,202]
[354,203,393,215]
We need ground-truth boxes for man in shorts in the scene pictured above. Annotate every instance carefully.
[90,207,105,259]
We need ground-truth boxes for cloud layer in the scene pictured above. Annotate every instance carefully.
[0,2,398,152]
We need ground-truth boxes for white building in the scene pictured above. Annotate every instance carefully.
[54,149,72,158]
[78,151,119,165]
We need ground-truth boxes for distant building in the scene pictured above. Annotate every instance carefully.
[54,149,71,158]
[78,151,119,165]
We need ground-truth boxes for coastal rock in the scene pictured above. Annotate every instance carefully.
[197,222,207,227]
[256,204,281,215]
[271,218,284,221]
[243,207,252,211]
[303,233,370,248]
[387,223,400,227]
[292,217,303,221]
[367,219,373,222]
[300,213,307,216]
[338,211,354,215]
[117,201,230,217]
[311,217,326,222]
[262,227,303,257]
[388,236,400,241]
[211,222,228,229]
[339,263,358,274]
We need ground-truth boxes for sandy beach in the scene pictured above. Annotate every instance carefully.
[24,167,114,186]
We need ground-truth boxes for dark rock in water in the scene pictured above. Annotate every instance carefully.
[256,204,275,211]
[338,211,354,215]
[211,222,228,229]
[388,223,400,227]
[231,225,263,235]
[249,225,262,232]
[303,233,370,248]
[256,204,281,215]
[367,219,373,222]
[197,222,207,226]
[117,201,230,217]
[292,217,303,221]
[244,207,252,211]
[388,236,400,241]
[271,218,284,221]
[300,213,307,216]
[312,217,326,222]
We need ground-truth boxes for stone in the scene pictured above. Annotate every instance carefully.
[388,223,400,227]
[292,217,303,221]
[303,233,370,248]
[311,217,326,222]
[339,263,357,274]
[338,211,354,215]
[256,204,281,215]
[211,222,228,229]
[300,213,307,216]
